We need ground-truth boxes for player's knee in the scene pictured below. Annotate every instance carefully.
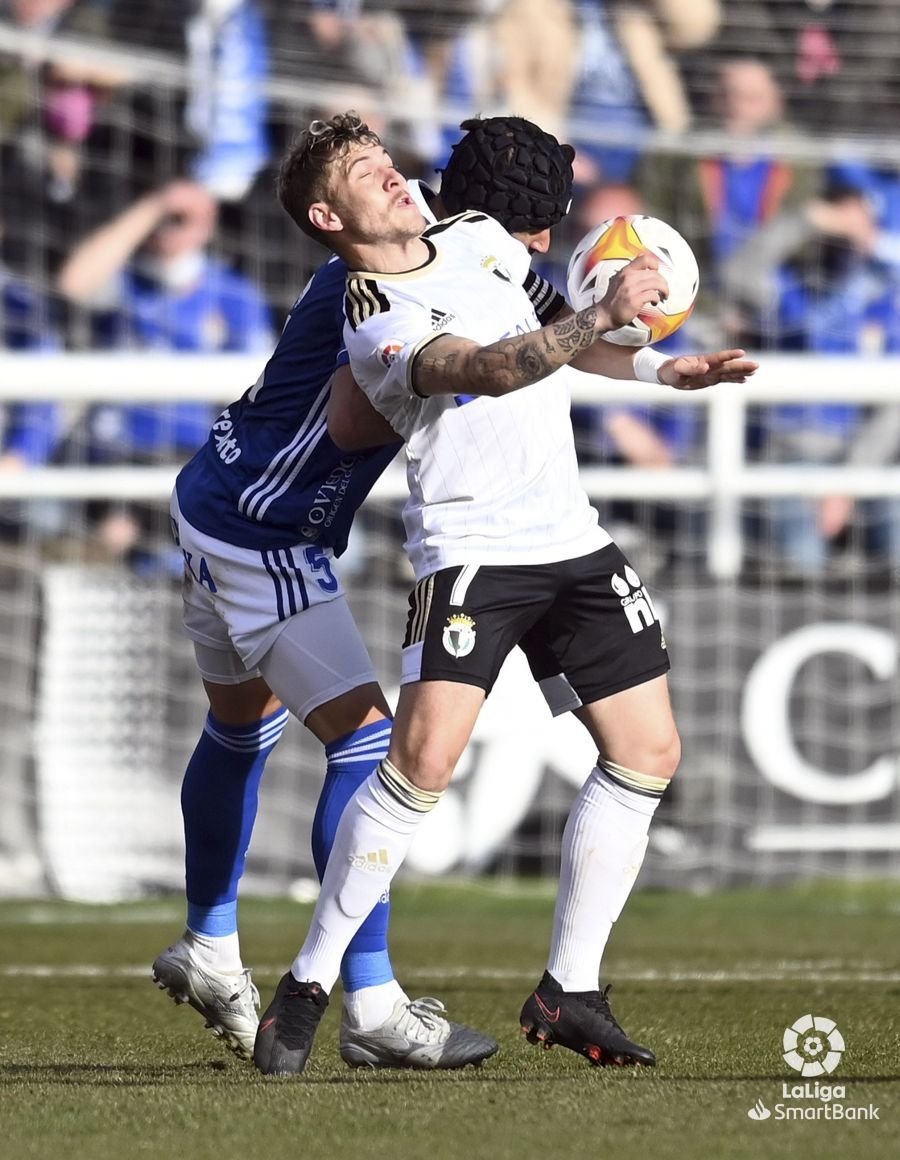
[386,741,457,794]
[618,725,681,783]
[649,725,681,782]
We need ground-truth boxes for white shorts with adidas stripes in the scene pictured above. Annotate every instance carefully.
[170,490,376,715]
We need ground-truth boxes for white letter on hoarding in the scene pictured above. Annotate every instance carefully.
[741,623,898,804]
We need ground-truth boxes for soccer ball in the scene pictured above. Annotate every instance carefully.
[566,215,699,347]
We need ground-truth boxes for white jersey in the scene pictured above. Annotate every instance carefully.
[343,211,611,579]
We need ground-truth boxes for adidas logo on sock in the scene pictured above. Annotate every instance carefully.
[349,849,391,872]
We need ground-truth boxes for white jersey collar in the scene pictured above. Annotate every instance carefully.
[408,179,439,226]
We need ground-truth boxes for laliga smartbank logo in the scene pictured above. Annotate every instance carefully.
[745,1014,881,1123]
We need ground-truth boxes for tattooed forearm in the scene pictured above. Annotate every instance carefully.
[513,343,552,380]
[411,300,612,397]
[472,307,602,391]
[413,348,460,392]
[555,308,600,354]
[483,304,604,387]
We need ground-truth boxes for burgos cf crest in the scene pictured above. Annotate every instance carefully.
[481,255,511,283]
[442,614,476,658]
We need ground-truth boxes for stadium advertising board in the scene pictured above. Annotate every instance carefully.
[29,574,900,899]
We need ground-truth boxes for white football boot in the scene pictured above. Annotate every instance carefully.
[152,937,259,1060]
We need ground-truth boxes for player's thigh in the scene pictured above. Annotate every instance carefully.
[191,639,284,725]
[202,674,283,726]
[521,543,670,716]
[575,674,681,779]
[172,495,380,730]
[256,597,381,730]
[401,562,552,692]
[393,563,552,788]
[304,682,391,747]
[194,610,386,742]
[172,492,351,675]
[388,679,486,793]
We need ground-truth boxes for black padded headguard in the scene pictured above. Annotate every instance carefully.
[440,116,575,232]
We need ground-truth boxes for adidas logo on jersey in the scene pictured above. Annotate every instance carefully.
[611,566,659,636]
[430,308,454,330]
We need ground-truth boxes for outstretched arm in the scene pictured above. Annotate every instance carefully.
[412,254,667,398]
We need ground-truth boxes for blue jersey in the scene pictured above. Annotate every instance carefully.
[175,255,398,555]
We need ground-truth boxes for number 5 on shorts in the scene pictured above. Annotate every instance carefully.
[304,546,339,593]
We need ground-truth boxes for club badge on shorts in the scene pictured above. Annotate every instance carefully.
[442,613,476,658]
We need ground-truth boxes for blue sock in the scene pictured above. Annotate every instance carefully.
[182,706,289,936]
[315,719,393,992]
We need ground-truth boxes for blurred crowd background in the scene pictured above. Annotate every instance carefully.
[1,0,900,579]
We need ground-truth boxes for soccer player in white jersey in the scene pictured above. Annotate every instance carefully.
[252,112,758,1076]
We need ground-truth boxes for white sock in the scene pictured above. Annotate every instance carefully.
[343,978,408,1031]
[292,762,440,993]
[547,765,664,992]
[184,928,243,974]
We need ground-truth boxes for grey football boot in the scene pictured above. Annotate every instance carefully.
[340,995,499,1069]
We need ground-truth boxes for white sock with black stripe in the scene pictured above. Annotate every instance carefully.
[546,762,668,992]
[291,760,442,992]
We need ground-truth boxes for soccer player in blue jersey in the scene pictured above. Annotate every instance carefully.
[152,153,499,1070]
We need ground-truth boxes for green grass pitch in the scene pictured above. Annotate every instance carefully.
[1,879,898,1160]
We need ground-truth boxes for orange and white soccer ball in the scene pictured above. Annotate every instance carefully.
[566,215,699,346]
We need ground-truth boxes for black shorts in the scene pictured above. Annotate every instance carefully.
[400,543,670,713]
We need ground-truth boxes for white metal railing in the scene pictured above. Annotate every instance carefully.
[2,353,899,577]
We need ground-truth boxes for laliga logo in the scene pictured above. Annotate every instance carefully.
[380,341,404,367]
[743,1014,881,1121]
[783,1014,844,1076]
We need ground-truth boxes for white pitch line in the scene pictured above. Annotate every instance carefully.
[2,964,899,983]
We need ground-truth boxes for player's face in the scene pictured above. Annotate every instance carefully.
[511,226,552,255]
[326,143,427,243]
